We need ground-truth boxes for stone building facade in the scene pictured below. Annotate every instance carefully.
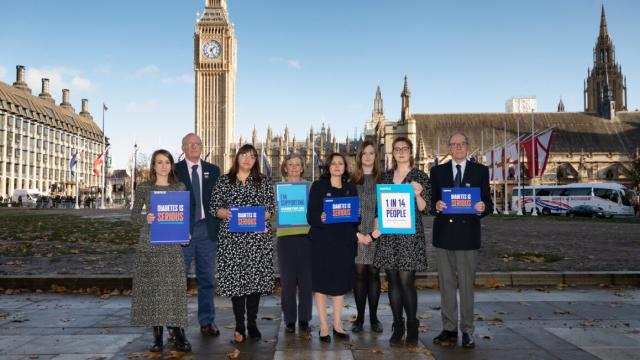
[0,65,105,198]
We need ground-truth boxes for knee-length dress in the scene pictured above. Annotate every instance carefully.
[307,178,358,296]
[373,169,431,271]
[130,181,188,327]
[210,175,275,297]
[355,174,378,265]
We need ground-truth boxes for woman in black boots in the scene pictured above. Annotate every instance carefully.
[130,149,191,353]
[211,144,276,343]
[373,137,431,346]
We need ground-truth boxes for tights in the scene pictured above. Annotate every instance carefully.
[353,264,381,323]
[385,269,417,322]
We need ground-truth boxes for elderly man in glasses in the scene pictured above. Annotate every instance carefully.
[429,131,493,349]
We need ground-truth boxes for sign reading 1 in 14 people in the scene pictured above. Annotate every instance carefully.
[441,187,481,214]
[150,191,190,244]
[275,182,309,227]
[377,184,416,234]
[229,206,266,232]
[323,197,359,224]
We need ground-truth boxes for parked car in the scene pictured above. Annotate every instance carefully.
[565,205,613,219]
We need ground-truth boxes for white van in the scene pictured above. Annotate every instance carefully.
[12,189,41,207]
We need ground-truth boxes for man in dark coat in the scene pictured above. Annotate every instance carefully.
[430,131,492,349]
[175,132,221,336]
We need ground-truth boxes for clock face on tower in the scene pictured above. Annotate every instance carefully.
[202,40,221,59]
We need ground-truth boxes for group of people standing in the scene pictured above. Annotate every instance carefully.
[129,130,492,353]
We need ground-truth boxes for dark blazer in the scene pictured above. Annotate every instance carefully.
[175,159,220,240]
[430,160,492,250]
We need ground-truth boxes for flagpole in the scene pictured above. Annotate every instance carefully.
[130,143,137,210]
[531,112,538,216]
[503,123,508,215]
[311,136,315,181]
[492,128,498,215]
[516,117,523,215]
[74,130,80,209]
[480,130,484,164]
[100,103,107,209]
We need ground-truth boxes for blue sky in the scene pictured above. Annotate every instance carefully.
[1,0,638,168]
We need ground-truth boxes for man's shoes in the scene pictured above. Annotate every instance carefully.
[462,332,475,348]
[200,324,220,336]
[285,323,296,333]
[299,321,310,333]
[433,330,458,345]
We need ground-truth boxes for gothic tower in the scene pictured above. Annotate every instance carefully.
[400,75,411,124]
[584,4,628,115]
[194,0,237,170]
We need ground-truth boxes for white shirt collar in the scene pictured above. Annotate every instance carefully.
[452,159,467,179]
[185,158,202,169]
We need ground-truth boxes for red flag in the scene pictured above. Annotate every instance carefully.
[93,146,110,176]
[522,129,553,178]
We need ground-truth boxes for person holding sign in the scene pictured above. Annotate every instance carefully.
[373,137,431,346]
[307,152,358,342]
[276,153,312,334]
[430,131,492,349]
[350,141,383,334]
[175,133,221,338]
[130,149,191,353]
[211,144,275,343]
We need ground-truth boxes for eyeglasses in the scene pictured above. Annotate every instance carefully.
[239,153,256,160]
[393,147,411,154]
[185,143,202,148]
[448,142,468,149]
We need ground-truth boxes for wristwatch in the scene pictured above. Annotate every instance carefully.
[369,232,380,241]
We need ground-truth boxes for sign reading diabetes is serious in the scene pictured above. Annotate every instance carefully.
[323,197,359,224]
[150,191,190,244]
[229,206,266,232]
[376,184,416,234]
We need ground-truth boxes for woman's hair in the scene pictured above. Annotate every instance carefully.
[280,153,305,178]
[149,149,180,184]
[391,136,415,170]
[320,152,350,183]
[351,140,381,184]
[229,144,263,185]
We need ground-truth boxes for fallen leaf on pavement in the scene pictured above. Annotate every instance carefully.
[371,348,384,354]
[418,311,432,319]
[227,349,240,359]
[482,335,495,340]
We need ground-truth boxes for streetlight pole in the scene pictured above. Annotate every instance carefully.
[100,103,107,209]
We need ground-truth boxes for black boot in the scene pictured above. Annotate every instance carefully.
[389,318,405,346]
[149,326,163,352]
[405,319,419,346]
[169,327,192,353]
[232,296,246,342]
[246,293,262,339]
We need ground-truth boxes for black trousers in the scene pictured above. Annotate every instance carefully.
[277,235,313,324]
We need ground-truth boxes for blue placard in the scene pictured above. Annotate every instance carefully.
[229,206,266,232]
[323,196,359,224]
[376,184,416,234]
[150,191,190,245]
[441,187,481,214]
[276,182,309,227]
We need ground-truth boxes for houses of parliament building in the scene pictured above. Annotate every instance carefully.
[197,2,638,191]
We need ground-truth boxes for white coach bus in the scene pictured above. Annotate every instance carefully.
[511,183,637,217]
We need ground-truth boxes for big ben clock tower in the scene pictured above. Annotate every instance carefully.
[194,0,237,170]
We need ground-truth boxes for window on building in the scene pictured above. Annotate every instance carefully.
[16,118,22,128]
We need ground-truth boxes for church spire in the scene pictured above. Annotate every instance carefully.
[374,84,383,115]
[400,75,411,123]
[557,98,565,112]
[599,3,608,38]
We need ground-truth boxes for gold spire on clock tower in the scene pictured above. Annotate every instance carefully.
[194,0,237,171]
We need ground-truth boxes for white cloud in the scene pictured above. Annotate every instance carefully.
[287,59,301,70]
[134,64,161,78]
[161,74,194,84]
[127,100,158,114]
[269,57,301,70]
[24,66,92,99]
[0,65,6,80]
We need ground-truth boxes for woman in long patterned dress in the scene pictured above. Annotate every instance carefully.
[350,141,383,333]
[373,137,431,346]
[211,144,275,343]
[130,149,191,353]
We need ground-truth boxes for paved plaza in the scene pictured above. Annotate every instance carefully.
[1,287,639,359]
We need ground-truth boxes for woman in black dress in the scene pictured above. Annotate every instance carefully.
[307,152,358,343]
[373,137,431,346]
[211,144,275,343]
